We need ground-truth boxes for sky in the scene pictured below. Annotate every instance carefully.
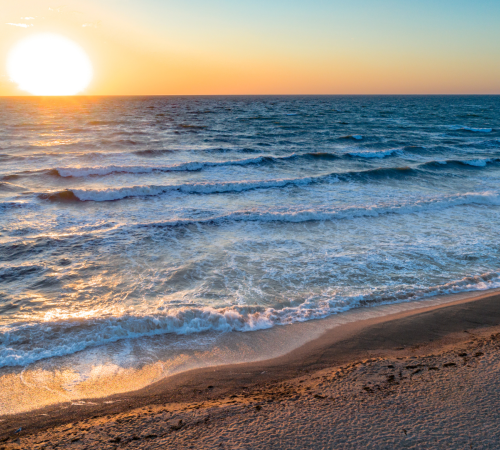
[1,0,500,95]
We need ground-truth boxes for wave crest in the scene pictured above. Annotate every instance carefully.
[346,149,402,158]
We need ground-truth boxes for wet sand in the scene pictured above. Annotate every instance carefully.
[2,289,500,449]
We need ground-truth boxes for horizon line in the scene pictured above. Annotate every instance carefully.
[1,93,500,98]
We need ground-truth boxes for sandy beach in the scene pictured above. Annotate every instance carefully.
[1,289,500,449]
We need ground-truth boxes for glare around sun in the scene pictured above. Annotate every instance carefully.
[7,33,93,96]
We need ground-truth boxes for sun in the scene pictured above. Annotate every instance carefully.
[7,33,93,96]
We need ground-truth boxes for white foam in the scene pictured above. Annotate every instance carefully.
[0,201,30,210]
[1,271,499,368]
[347,149,402,158]
[448,125,493,133]
[462,159,492,167]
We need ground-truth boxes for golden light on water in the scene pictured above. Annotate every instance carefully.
[7,33,93,96]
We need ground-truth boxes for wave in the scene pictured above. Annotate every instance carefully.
[346,149,402,158]
[36,191,500,226]
[38,166,426,202]
[46,153,342,178]
[50,164,204,177]
[448,125,493,133]
[6,191,500,263]
[48,156,289,177]
[43,161,482,202]
[20,157,500,200]
[39,175,330,202]
[26,149,409,180]
[2,149,144,162]
[422,158,499,169]
[138,191,500,227]
[460,159,495,167]
[1,270,499,368]
[0,181,25,191]
[0,174,21,181]
[0,145,405,168]
[0,264,44,283]
[0,201,29,211]
[347,166,417,179]
[133,146,261,157]
[339,135,363,140]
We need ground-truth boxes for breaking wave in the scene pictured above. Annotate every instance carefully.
[39,175,332,201]
[1,270,499,368]
[422,158,499,169]
[38,166,427,202]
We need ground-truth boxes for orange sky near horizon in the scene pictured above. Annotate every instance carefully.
[1,0,500,96]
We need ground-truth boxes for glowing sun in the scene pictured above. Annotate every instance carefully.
[7,33,93,96]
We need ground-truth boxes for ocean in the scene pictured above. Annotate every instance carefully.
[1,95,500,410]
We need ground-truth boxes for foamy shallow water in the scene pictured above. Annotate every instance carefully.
[1,96,500,405]
[1,288,498,415]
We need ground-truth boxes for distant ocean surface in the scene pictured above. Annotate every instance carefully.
[1,95,500,370]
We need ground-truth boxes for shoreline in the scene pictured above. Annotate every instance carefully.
[2,288,500,445]
[3,287,498,417]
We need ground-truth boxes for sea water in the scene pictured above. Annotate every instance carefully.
[1,96,500,397]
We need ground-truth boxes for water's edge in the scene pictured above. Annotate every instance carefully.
[2,287,499,416]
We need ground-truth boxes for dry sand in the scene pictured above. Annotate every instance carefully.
[2,290,500,449]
